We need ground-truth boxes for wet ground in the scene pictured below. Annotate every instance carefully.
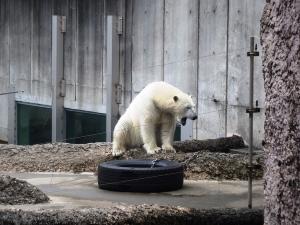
[0,172,263,210]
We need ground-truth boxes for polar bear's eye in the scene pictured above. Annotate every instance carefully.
[186,106,191,110]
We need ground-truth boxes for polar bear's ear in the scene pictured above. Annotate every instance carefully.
[173,96,179,102]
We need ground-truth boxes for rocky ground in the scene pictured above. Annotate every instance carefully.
[0,136,264,224]
[0,136,263,180]
[0,205,263,225]
[0,175,49,205]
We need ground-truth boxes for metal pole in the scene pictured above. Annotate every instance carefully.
[106,16,121,142]
[52,16,66,143]
[246,37,259,209]
[248,37,254,209]
[7,85,16,144]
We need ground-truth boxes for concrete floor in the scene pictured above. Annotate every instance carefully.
[0,172,263,210]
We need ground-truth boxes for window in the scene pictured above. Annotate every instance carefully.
[17,103,51,145]
[66,109,106,144]
[174,125,181,141]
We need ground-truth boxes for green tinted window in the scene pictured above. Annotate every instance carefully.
[17,103,51,145]
[66,109,106,144]
[174,125,181,141]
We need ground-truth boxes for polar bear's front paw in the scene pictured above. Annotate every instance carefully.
[112,148,126,157]
[143,144,161,155]
[162,144,176,153]
[147,147,161,155]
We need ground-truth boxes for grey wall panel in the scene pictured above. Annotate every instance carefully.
[0,0,267,145]
[0,0,9,81]
[227,0,265,147]
[0,0,9,141]
[71,0,104,112]
[63,0,77,103]
[31,0,52,104]
[52,0,68,15]
[123,0,134,111]
[164,0,198,96]
[197,0,227,139]
[131,0,164,94]
[164,0,199,139]
[9,0,31,93]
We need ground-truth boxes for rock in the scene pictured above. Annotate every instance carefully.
[0,175,49,205]
[261,0,300,223]
[173,135,245,153]
[0,137,263,180]
[0,205,263,225]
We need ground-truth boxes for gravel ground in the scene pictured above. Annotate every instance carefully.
[0,136,263,180]
[0,175,49,205]
[0,137,263,223]
[0,205,263,225]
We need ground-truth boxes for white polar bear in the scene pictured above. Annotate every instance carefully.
[112,81,197,156]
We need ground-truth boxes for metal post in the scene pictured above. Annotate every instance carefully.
[52,16,66,143]
[7,85,16,144]
[106,16,121,142]
[246,37,260,208]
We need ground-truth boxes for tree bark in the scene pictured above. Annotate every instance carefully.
[260,0,300,224]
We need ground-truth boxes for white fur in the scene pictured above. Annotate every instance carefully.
[112,81,196,156]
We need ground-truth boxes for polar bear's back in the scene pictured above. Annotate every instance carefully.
[141,81,183,98]
[128,81,183,108]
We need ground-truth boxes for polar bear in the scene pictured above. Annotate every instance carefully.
[112,81,197,156]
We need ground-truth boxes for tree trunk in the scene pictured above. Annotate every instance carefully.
[260,0,300,224]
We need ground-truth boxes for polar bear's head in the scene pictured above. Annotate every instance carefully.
[172,94,197,126]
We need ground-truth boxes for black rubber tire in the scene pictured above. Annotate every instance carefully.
[98,159,184,192]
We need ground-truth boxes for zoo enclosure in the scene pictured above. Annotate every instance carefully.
[0,0,265,147]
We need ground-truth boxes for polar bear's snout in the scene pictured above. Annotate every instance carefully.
[188,111,198,120]
[180,108,197,126]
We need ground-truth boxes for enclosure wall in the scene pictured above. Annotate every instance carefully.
[0,0,265,147]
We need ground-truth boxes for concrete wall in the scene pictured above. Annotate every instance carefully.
[0,0,265,147]
[197,0,228,139]
[0,0,10,141]
[227,0,265,146]
[124,0,265,147]
[0,0,107,142]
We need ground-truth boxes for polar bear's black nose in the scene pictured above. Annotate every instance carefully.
[192,115,198,120]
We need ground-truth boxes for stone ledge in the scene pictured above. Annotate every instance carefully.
[0,205,263,225]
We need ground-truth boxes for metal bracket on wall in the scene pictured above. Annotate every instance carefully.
[247,43,259,56]
[117,16,123,35]
[60,16,66,33]
[60,79,66,97]
[116,84,122,104]
[246,100,260,113]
